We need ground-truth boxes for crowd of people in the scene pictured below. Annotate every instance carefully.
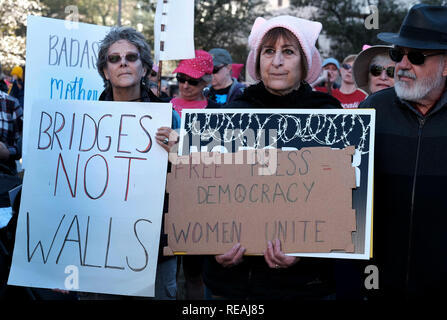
[1,3,447,300]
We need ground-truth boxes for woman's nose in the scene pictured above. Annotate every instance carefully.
[272,51,284,66]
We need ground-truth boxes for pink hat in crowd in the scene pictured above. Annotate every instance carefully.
[232,63,244,79]
[173,50,214,79]
[246,15,323,84]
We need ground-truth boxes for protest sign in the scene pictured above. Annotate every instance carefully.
[165,147,357,255]
[22,16,110,166]
[154,0,195,63]
[168,109,374,259]
[8,99,172,297]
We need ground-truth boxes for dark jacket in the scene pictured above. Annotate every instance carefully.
[203,81,342,299]
[99,85,180,263]
[359,87,447,299]
[204,78,246,107]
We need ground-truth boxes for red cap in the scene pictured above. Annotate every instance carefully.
[173,50,214,79]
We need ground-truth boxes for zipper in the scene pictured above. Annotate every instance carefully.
[406,116,425,291]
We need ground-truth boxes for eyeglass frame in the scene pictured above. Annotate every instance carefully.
[389,47,445,65]
[107,52,141,64]
[176,74,202,86]
[369,64,395,78]
[213,64,227,74]
[341,63,353,70]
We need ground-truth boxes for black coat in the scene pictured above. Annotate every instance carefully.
[359,87,447,299]
[202,81,343,299]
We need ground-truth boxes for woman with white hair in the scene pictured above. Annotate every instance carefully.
[203,15,341,300]
[353,45,395,95]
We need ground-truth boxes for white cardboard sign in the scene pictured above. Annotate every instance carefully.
[154,0,195,62]
[22,16,110,166]
[8,99,172,297]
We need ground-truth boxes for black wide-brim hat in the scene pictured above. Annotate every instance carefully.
[377,4,447,50]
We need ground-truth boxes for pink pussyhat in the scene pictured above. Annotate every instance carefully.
[246,15,323,84]
[173,50,214,79]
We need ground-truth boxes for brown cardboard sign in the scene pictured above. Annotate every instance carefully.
[165,147,356,255]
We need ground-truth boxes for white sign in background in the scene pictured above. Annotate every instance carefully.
[8,100,172,297]
[23,16,110,167]
[154,0,195,63]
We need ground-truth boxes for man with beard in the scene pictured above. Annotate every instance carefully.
[359,4,447,299]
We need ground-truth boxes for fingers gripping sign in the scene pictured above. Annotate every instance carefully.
[155,127,179,153]
[264,239,300,269]
[215,243,246,268]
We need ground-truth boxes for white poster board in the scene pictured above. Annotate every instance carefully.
[8,99,172,297]
[154,0,195,62]
[23,16,110,166]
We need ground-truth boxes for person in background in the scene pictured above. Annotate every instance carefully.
[353,45,395,95]
[96,26,180,299]
[9,66,25,107]
[170,49,220,300]
[312,57,341,94]
[171,50,219,118]
[359,3,447,299]
[204,48,245,106]
[0,89,22,207]
[328,55,367,108]
[203,15,341,300]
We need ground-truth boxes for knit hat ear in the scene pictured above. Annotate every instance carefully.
[248,17,267,48]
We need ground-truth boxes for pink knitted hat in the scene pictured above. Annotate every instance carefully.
[246,15,323,84]
[173,50,214,79]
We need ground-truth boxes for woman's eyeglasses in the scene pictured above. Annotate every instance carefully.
[213,64,227,74]
[176,74,201,86]
[107,53,140,64]
[342,63,352,70]
[369,64,395,78]
[389,48,444,65]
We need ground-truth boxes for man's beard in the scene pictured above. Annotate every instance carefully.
[394,60,445,102]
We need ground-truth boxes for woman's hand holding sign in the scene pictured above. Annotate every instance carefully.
[215,240,299,269]
[264,239,300,269]
[215,243,246,268]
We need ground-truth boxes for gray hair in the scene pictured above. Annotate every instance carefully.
[96,26,153,87]
[369,53,393,69]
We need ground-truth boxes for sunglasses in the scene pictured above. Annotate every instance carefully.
[342,63,352,70]
[370,64,395,78]
[176,74,201,86]
[107,52,140,64]
[213,64,227,74]
[389,48,445,65]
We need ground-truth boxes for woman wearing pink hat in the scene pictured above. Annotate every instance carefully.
[171,50,219,118]
[171,50,221,299]
[203,15,342,300]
